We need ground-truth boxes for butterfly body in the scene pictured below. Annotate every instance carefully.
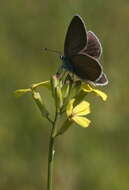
[61,56,74,73]
[62,15,108,86]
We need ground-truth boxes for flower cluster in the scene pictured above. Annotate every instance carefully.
[15,71,107,136]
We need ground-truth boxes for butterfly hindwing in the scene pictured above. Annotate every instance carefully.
[94,73,108,86]
[70,53,102,81]
[84,31,102,59]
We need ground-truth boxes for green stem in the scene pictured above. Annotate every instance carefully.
[47,110,59,190]
[47,135,55,190]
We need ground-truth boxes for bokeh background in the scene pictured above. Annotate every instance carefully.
[0,0,129,189]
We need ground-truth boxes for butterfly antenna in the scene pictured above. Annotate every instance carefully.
[41,48,62,56]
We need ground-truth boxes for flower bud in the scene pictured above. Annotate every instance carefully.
[50,75,59,97]
[62,82,70,98]
[32,90,49,117]
[14,88,31,97]
[55,86,63,110]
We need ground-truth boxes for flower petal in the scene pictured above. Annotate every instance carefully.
[92,89,107,101]
[73,101,90,116]
[66,98,75,116]
[72,116,91,128]
[82,84,107,101]
[81,84,92,92]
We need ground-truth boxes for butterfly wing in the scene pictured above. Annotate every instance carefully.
[83,31,102,59]
[94,73,108,86]
[63,15,107,85]
[70,53,102,81]
[64,15,87,57]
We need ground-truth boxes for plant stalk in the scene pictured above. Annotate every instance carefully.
[47,111,59,190]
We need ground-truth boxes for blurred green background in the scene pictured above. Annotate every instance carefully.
[0,0,129,189]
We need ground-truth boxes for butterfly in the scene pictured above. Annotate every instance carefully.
[61,15,108,86]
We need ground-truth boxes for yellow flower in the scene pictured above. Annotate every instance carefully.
[82,84,107,101]
[66,99,91,128]
[14,80,50,97]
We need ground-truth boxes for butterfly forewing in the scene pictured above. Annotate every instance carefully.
[70,53,102,81]
[64,15,87,57]
[84,31,102,59]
